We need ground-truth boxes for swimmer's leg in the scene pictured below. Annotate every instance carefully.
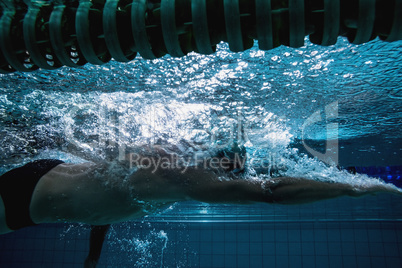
[84,224,111,268]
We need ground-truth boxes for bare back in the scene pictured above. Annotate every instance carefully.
[30,162,146,226]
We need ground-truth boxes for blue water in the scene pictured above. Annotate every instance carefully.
[0,37,402,267]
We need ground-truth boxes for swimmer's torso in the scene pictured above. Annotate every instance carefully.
[30,162,147,226]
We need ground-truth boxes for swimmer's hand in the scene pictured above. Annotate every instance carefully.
[350,183,402,198]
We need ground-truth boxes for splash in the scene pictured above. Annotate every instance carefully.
[107,225,170,267]
[1,38,401,188]
[158,230,168,268]
[263,145,402,194]
[6,91,398,194]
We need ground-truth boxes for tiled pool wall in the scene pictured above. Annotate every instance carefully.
[1,220,401,268]
[1,195,401,268]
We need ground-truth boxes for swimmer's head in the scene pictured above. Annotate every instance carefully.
[216,142,247,173]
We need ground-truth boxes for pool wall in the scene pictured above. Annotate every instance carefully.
[0,195,401,267]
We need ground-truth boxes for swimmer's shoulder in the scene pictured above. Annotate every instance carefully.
[46,161,129,183]
[44,161,103,179]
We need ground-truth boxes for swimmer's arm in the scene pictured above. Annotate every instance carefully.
[184,177,353,204]
[265,177,402,204]
[131,168,401,205]
[183,176,400,205]
[258,177,358,204]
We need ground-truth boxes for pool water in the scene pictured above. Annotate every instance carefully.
[0,37,401,267]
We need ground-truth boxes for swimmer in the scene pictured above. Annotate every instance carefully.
[0,150,400,267]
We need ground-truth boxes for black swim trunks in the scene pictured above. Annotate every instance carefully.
[0,159,64,230]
